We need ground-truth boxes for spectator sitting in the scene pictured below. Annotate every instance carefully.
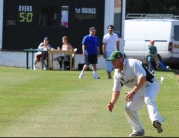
[57,36,74,70]
[34,37,54,70]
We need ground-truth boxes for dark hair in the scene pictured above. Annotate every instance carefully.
[107,25,114,29]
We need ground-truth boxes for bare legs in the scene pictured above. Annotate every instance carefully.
[79,64,100,79]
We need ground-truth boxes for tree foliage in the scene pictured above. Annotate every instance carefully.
[126,0,179,15]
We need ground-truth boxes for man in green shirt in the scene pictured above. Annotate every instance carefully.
[147,40,158,74]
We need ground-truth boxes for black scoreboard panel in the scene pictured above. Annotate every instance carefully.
[3,0,105,54]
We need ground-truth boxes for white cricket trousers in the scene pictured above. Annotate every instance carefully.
[125,78,164,132]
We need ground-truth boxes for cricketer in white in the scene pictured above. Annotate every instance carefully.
[107,51,164,137]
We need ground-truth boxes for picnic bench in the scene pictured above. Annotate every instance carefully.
[23,48,48,70]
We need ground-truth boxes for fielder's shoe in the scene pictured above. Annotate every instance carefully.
[44,67,47,70]
[79,73,84,79]
[153,120,163,133]
[129,129,145,137]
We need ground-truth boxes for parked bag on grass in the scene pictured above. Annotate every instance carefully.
[78,63,85,70]
[78,63,90,70]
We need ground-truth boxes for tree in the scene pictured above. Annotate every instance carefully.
[126,0,179,15]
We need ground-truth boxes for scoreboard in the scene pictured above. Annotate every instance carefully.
[19,12,33,22]
[3,0,105,52]
[18,5,33,23]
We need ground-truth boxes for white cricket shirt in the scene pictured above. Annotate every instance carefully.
[112,58,150,92]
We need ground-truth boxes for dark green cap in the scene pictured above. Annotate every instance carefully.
[107,51,124,61]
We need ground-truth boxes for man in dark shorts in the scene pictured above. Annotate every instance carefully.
[79,27,100,79]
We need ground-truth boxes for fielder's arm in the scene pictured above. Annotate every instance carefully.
[124,76,146,102]
[107,91,120,112]
[132,76,146,93]
[111,91,120,105]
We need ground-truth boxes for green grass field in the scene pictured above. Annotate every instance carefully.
[0,66,179,137]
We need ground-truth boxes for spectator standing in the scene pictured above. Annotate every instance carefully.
[79,27,100,79]
[102,25,119,79]
[147,40,158,74]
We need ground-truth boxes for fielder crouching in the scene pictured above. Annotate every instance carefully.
[107,51,164,137]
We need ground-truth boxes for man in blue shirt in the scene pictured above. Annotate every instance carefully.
[79,27,100,79]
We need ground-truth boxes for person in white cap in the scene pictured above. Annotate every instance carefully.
[107,51,164,137]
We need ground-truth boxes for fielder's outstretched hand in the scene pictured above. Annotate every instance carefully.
[107,102,114,112]
[124,91,135,102]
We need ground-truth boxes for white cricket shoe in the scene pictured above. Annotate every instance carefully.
[79,72,84,79]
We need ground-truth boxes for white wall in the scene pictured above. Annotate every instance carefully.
[0,0,3,50]
[0,0,115,70]
[0,51,106,69]
[119,0,126,54]
[104,0,114,35]
[103,0,125,54]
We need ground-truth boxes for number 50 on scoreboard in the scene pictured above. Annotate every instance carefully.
[19,12,33,22]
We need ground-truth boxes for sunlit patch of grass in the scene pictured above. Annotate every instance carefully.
[0,66,178,137]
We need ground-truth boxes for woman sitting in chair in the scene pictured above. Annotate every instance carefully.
[57,36,74,70]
